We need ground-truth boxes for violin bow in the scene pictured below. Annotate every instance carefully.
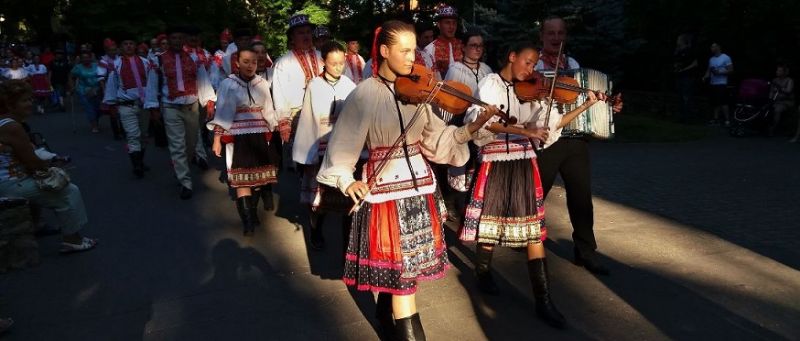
[541,41,564,144]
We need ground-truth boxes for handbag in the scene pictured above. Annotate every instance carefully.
[34,167,71,191]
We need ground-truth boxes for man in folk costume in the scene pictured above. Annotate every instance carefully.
[137,43,149,58]
[148,34,168,63]
[98,38,124,140]
[184,26,215,157]
[210,29,232,91]
[144,26,216,200]
[534,16,623,275]
[272,14,323,167]
[103,34,153,178]
[424,5,463,79]
[343,36,365,84]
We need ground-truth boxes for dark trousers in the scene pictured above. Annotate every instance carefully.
[537,138,597,254]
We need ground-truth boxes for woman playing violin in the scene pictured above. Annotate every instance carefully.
[461,41,585,329]
[316,20,499,340]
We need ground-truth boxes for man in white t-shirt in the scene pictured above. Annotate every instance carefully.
[702,43,733,126]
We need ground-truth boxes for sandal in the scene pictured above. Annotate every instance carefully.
[0,318,13,334]
[60,237,98,254]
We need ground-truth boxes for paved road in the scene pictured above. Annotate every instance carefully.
[0,112,798,340]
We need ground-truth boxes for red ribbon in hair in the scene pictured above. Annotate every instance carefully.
[370,26,382,77]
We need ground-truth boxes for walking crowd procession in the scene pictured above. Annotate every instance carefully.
[1,4,631,339]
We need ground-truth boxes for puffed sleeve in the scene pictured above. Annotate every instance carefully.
[291,85,318,165]
[206,78,235,131]
[316,87,372,194]
[143,64,160,109]
[102,69,119,104]
[420,104,471,166]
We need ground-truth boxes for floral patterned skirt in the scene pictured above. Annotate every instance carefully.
[228,133,279,188]
[459,158,547,247]
[343,190,449,295]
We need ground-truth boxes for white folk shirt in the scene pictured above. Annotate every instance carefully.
[103,56,152,104]
[292,75,357,165]
[271,49,323,120]
[143,51,216,109]
[444,61,493,96]
[206,74,277,135]
[317,77,473,203]
[534,57,581,148]
[465,73,544,162]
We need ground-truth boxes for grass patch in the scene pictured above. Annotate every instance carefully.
[611,114,710,143]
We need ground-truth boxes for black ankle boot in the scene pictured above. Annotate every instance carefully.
[309,212,325,250]
[375,293,394,339]
[574,247,610,275]
[475,246,499,295]
[527,258,566,329]
[236,196,255,236]
[394,313,425,341]
[129,151,144,178]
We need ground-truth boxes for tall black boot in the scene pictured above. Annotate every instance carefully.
[261,185,274,211]
[375,293,394,339]
[110,115,123,140]
[527,258,566,329]
[129,151,144,178]
[475,245,499,295]
[394,313,425,341]
[249,191,261,225]
[309,211,326,250]
[235,196,255,236]
[141,149,150,172]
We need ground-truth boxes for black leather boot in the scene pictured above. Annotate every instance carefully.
[574,247,610,275]
[394,313,425,341]
[375,293,394,339]
[528,258,566,329]
[249,190,261,225]
[129,151,144,178]
[309,211,325,250]
[261,185,274,211]
[236,196,255,236]
[110,115,123,140]
[475,245,499,295]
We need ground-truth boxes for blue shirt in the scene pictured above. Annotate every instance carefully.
[708,54,732,85]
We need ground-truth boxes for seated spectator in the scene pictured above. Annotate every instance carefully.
[0,80,97,253]
[769,63,795,136]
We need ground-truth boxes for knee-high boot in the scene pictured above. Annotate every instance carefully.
[527,258,566,329]
[394,313,425,341]
[309,211,325,250]
[261,184,274,211]
[235,196,256,236]
[475,245,499,295]
[375,293,394,339]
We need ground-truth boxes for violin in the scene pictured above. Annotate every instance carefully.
[395,66,517,125]
[514,71,617,105]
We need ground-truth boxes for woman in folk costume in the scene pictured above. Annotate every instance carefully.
[317,21,499,340]
[292,41,357,250]
[28,54,52,114]
[208,47,279,235]
[251,38,274,83]
[444,30,493,221]
[461,42,600,329]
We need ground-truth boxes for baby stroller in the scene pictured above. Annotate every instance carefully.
[730,79,777,137]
